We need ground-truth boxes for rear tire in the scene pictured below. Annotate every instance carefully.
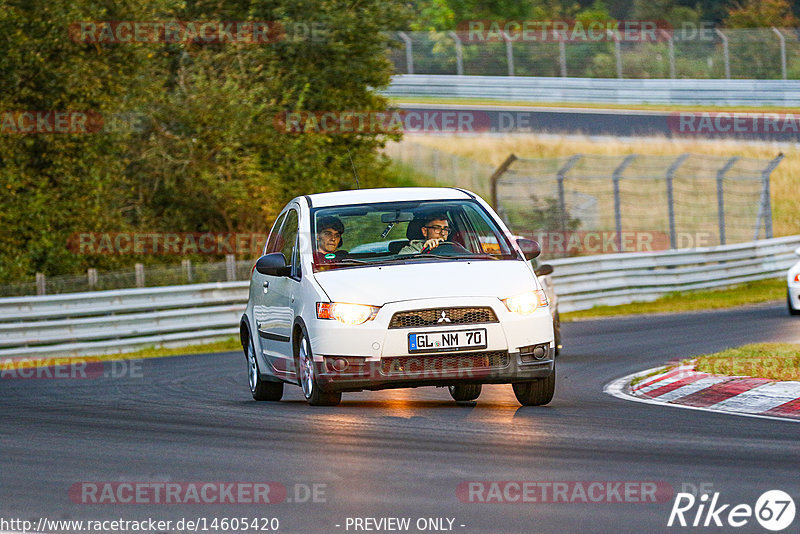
[789,291,800,316]
[246,336,283,401]
[448,384,482,402]
[512,366,555,406]
[297,333,341,406]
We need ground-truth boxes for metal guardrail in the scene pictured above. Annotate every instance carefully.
[549,235,800,312]
[0,236,796,358]
[385,75,800,106]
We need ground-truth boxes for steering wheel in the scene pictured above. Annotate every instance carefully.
[422,241,471,255]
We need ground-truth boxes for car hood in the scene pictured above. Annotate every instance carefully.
[313,260,538,305]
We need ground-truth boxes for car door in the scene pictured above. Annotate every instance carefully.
[254,208,301,379]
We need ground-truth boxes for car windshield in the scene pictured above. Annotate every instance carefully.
[310,199,518,271]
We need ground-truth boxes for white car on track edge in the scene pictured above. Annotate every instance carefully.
[239,187,556,406]
[789,246,800,315]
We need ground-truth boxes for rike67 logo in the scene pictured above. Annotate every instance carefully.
[668,490,796,531]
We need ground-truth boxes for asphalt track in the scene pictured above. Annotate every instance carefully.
[2,303,799,534]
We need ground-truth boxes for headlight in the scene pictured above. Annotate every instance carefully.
[316,302,379,325]
[794,274,800,283]
[502,290,548,314]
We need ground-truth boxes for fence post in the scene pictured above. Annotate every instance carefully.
[556,155,582,233]
[182,259,193,283]
[558,38,567,77]
[716,156,739,245]
[715,29,730,79]
[87,268,98,290]
[609,30,622,78]
[666,153,690,249]
[771,27,787,80]
[432,150,440,180]
[661,29,676,79]
[448,31,464,75]
[397,32,414,75]
[502,31,515,76]
[753,153,784,240]
[135,263,145,288]
[35,273,46,296]
[612,155,636,251]
[489,154,518,210]
[226,255,237,281]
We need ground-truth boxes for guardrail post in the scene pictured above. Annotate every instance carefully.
[609,30,622,78]
[490,154,518,210]
[502,31,515,76]
[771,27,787,80]
[716,156,739,245]
[35,273,46,296]
[558,38,567,77]
[87,268,98,290]
[661,29,676,79]
[432,150,440,180]
[448,31,464,75]
[666,153,690,249]
[715,29,730,79]
[182,259,193,283]
[135,263,145,288]
[226,255,237,281]
[556,155,582,233]
[612,155,636,251]
[397,32,414,75]
[754,153,784,240]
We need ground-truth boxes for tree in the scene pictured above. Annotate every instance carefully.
[725,0,800,28]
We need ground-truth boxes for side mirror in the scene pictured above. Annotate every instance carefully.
[517,238,541,260]
[535,264,554,277]
[255,253,291,277]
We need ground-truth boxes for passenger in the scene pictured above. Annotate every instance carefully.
[399,213,451,254]
[315,216,347,262]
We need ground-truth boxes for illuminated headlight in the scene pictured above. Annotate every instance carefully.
[316,302,379,325]
[794,274,800,283]
[502,290,548,314]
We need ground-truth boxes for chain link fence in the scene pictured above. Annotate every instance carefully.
[386,142,783,257]
[389,29,800,79]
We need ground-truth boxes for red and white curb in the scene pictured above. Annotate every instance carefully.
[604,362,800,423]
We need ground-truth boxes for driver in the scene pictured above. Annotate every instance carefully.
[315,216,347,262]
[399,213,451,254]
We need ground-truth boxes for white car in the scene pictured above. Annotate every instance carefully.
[789,247,800,316]
[240,188,555,406]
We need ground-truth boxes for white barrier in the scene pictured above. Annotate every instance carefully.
[0,236,796,357]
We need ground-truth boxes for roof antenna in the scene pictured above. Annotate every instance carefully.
[347,148,360,190]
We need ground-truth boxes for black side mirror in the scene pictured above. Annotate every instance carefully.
[255,253,291,277]
[517,238,541,260]
[535,264,554,276]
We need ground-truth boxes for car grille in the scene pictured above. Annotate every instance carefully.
[389,307,498,329]
[381,351,510,375]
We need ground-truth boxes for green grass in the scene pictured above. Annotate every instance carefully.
[2,336,241,371]
[563,278,786,321]
[389,96,800,114]
[692,343,800,381]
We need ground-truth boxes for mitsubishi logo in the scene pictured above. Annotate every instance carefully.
[437,311,451,323]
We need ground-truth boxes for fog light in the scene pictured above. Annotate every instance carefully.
[331,358,348,372]
[519,343,550,363]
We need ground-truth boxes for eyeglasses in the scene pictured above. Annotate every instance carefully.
[425,225,450,234]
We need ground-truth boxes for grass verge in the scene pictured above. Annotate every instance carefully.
[1,336,241,370]
[692,343,800,381]
[562,278,786,321]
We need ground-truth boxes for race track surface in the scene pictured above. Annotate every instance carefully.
[2,303,799,533]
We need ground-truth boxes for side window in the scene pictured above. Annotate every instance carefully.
[279,210,299,266]
[265,212,287,254]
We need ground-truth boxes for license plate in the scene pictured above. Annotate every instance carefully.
[408,328,487,353]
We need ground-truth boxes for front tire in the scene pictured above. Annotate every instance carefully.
[297,333,341,406]
[448,384,482,402]
[246,337,283,401]
[512,366,555,406]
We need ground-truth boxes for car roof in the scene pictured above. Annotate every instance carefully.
[301,187,474,208]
